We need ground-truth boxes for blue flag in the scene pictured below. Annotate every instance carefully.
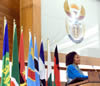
[27,33,36,86]
[39,41,45,86]
[1,20,10,86]
[34,37,40,86]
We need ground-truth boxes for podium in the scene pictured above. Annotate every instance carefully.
[68,71,100,86]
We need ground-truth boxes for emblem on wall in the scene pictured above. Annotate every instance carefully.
[64,0,85,43]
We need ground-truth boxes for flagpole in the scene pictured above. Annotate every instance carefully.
[29,29,31,43]
[46,39,49,86]
[34,34,36,48]
[12,19,16,63]
[3,16,6,36]
[21,26,23,34]
[13,19,16,40]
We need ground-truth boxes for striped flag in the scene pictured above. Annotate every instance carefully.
[11,21,20,86]
[34,37,40,86]
[27,32,36,86]
[19,30,27,86]
[1,17,10,86]
[54,46,61,86]
[47,40,52,86]
[39,41,45,86]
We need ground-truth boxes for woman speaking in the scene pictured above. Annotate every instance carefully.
[66,51,88,85]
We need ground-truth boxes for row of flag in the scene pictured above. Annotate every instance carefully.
[0,17,61,86]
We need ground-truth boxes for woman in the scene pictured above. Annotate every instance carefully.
[66,51,88,84]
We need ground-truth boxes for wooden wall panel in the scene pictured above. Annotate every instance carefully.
[0,0,20,60]
[20,0,33,61]
[33,3,41,54]
[20,0,41,61]
[20,6,33,60]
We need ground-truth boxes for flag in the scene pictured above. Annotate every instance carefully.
[46,40,52,86]
[1,18,10,86]
[39,41,45,86]
[54,46,61,86]
[11,22,20,86]
[27,32,36,86]
[34,37,40,86]
[19,30,26,86]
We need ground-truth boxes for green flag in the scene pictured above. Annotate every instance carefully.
[11,22,20,86]
[1,18,10,86]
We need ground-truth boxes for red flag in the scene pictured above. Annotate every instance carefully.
[19,31,27,85]
[54,46,61,86]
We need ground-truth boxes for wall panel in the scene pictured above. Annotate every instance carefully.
[20,0,41,61]
[0,0,20,60]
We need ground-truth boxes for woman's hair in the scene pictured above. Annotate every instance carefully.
[66,51,77,66]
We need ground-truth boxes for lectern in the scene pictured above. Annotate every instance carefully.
[68,71,100,86]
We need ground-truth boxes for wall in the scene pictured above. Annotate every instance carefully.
[0,0,41,61]
[20,0,41,61]
[41,0,100,58]
[0,0,20,60]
